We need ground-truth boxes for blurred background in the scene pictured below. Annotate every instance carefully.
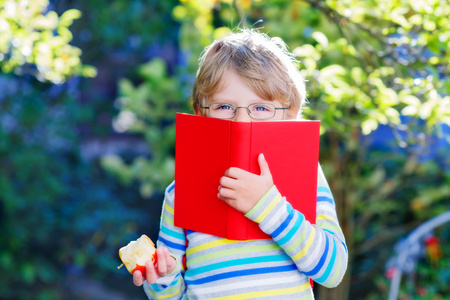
[0,0,449,299]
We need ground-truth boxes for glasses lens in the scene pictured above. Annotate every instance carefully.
[209,103,237,119]
[248,103,276,119]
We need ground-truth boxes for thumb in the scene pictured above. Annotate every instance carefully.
[258,153,271,176]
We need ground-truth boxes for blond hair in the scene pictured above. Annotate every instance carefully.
[192,29,306,119]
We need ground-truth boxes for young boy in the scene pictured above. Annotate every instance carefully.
[133,28,348,299]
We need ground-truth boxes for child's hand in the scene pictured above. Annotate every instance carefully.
[218,153,274,214]
[133,247,176,286]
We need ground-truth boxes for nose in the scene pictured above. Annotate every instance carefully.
[233,107,252,122]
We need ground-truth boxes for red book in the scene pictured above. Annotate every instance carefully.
[174,113,320,240]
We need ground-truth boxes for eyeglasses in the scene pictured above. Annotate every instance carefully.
[200,103,289,120]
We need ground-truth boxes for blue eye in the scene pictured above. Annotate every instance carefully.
[212,103,235,111]
[217,104,233,110]
[254,105,269,111]
[250,104,273,112]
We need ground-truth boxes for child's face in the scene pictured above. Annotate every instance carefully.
[198,69,295,122]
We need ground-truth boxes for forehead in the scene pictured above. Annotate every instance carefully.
[210,69,283,107]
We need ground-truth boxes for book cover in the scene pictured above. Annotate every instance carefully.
[174,113,320,240]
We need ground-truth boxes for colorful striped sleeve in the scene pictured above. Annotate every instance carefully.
[245,164,348,288]
[143,181,187,299]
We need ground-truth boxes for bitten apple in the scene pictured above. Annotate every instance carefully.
[118,234,157,276]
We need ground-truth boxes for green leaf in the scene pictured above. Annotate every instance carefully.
[22,263,35,284]
[408,14,423,25]
[391,11,412,30]
[379,88,399,106]
[401,95,421,106]
[100,155,133,185]
[140,183,154,198]
[312,31,329,49]
[401,105,418,116]
[351,67,365,86]
[385,107,400,123]
[428,38,441,54]
[293,44,320,60]
[423,19,436,31]
[139,58,168,81]
[118,78,136,97]
[59,9,82,27]
[361,118,378,135]
[81,65,98,78]
[320,65,346,78]
[57,26,73,42]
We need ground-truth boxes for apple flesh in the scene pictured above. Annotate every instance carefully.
[118,234,157,278]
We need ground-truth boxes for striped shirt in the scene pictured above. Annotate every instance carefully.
[144,165,347,299]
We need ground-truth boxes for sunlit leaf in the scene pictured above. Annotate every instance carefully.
[312,31,328,49]
[401,105,418,116]
[361,118,379,135]
[320,65,346,78]
[293,44,320,60]
[59,9,82,27]
[139,58,167,81]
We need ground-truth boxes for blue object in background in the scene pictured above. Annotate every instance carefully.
[364,117,450,172]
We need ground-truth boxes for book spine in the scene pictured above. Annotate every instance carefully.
[227,122,252,240]
[229,122,252,171]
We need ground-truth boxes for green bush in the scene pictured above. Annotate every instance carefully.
[0,0,96,83]
[0,74,150,298]
[1,0,183,298]
[101,58,191,198]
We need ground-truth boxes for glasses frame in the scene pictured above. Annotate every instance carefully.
[200,102,290,120]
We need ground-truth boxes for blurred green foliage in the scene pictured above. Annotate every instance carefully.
[0,0,180,299]
[0,0,96,83]
[1,0,449,299]
[0,73,147,299]
[101,58,190,198]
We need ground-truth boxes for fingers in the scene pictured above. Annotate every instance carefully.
[224,155,271,179]
[166,248,177,271]
[219,170,242,201]
[156,248,169,277]
[224,167,250,179]
[219,175,237,190]
[155,248,176,278]
[258,153,271,176]
[133,247,177,286]
[145,260,158,284]
[219,162,265,201]
[133,270,144,286]
[218,185,236,200]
